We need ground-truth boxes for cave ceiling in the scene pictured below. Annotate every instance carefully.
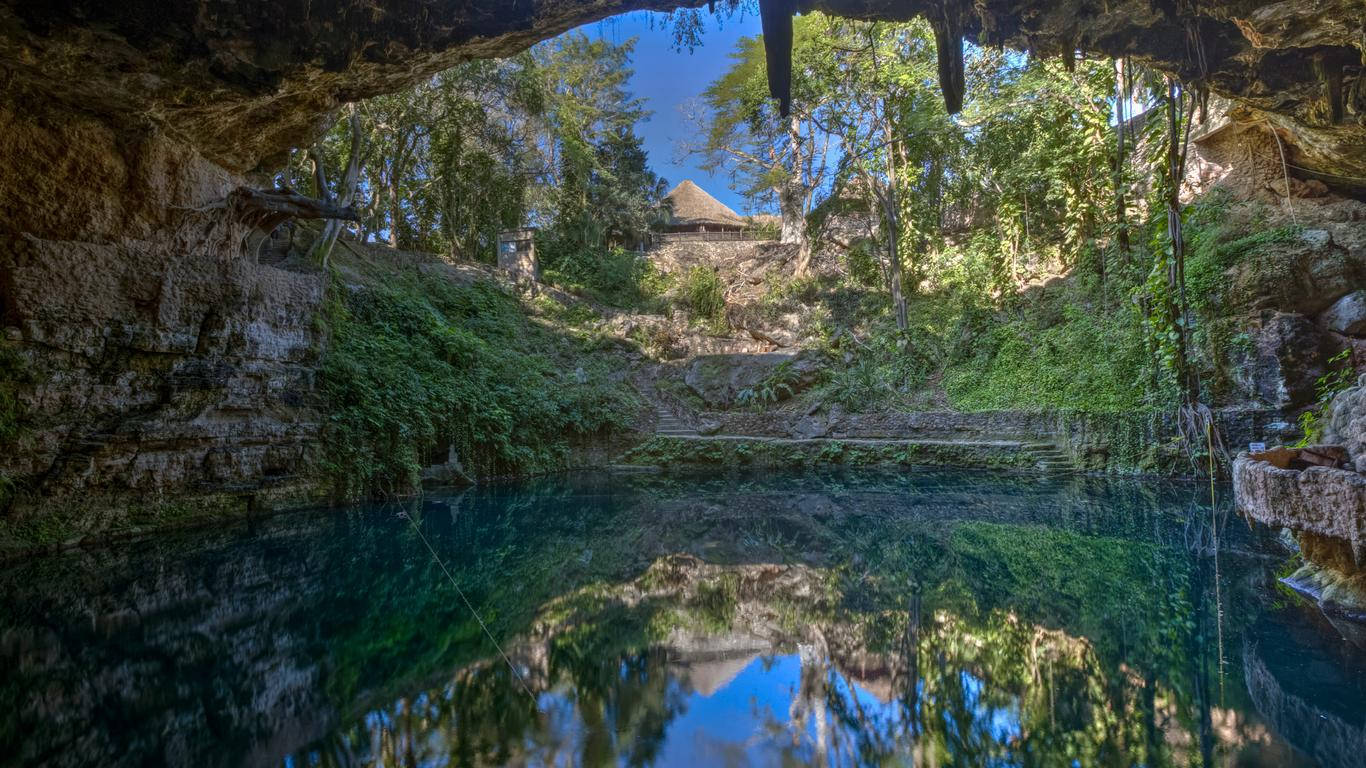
[0,0,1362,179]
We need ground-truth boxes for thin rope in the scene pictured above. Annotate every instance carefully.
[1207,421,1225,705]
[400,510,540,706]
[1263,121,1298,226]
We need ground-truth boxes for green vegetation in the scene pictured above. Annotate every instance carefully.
[318,263,638,500]
[288,9,1354,491]
[0,341,29,509]
[681,265,728,333]
[679,13,1356,449]
[538,242,670,309]
[1297,349,1356,446]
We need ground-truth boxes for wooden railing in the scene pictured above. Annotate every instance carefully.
[649,231,778,246]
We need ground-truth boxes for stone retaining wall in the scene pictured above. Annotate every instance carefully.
[1233,456,1366,561]
[708,407,1292,473]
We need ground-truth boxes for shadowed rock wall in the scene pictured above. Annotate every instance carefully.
[0,104,323,532]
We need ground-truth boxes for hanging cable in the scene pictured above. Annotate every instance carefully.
[400,510,540,707]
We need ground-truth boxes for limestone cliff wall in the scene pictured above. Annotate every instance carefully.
[0,105,324,532]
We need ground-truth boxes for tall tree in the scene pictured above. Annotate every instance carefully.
[690,16,835,277]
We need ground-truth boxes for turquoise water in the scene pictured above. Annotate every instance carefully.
[2,467,1364,767]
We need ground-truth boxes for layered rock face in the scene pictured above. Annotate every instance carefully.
[0,104,323,529]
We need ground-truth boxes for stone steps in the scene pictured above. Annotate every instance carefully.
[1024,443,1074,472]
[655,405,697,437]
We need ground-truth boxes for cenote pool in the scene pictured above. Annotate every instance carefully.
[3,467,1365,767]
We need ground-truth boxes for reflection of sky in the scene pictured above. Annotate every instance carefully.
[285,650,1036,767]
[668,655,1027,767]
[448,653,1039,767]
[949,670,1024,766]
[531,653,1025,767]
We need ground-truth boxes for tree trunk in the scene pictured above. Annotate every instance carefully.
[779,113,812,277]
[387,176,402,247]
[1111,58,1131,261]
[882,100,907,331]
[778,181,811,276]
[308,108,364,293]
[1165,78,1197,406]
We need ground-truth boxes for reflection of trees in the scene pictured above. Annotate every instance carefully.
[295,502,1293,768]
[298,650,688,767]
[0,468,1317,767]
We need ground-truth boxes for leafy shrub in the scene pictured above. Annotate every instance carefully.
[682,265,728,334]
[318,272,637,500]
[736,360,802,407]
[538,237,668,310]
[813,322,940,412]
[944,303,1148,412]
[1296,349,1355,447]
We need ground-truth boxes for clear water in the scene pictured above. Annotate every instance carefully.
[3,467,1365,768]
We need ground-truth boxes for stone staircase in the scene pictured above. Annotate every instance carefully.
[1024,443,1074,472]
[655,405,697,437]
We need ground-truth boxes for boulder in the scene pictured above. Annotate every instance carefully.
[1234,456,1366,562]
[684,351,823,408]
[1248,312,1336,408]
[1224,228,1366,316]
[791,413,830,440]
[1324,375,1366,474]
[1322,291,1366,336]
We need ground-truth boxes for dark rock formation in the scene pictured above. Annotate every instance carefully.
[1248,311,1337,408]
[0,103,323,533]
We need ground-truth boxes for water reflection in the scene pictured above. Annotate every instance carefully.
[2,468,1364,767]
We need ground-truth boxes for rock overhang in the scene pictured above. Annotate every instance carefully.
[0,0,1360,182]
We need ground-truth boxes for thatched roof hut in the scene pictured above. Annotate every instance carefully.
[662,180,744,232]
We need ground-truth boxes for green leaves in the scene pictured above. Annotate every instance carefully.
[1296,349,1355,447]
[682,266,729,334]
[318,273,637,501]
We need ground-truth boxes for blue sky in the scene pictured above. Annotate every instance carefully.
[577,10,764,213]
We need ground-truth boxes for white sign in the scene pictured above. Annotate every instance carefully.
[1248,442,1267,453]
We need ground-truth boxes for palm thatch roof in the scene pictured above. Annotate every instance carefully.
[662,180,744,228]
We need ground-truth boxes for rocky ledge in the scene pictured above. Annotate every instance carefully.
[1235,380,1366,618]
[1234,456,1366,563]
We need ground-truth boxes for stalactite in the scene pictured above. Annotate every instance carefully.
[931,3,966,114]
[758,0,794,116]
[1313,53,1345,124]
